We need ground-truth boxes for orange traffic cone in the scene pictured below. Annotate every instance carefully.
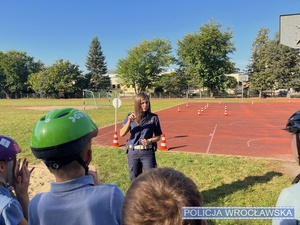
[224,108,228,116]
[186,102,189,108]
[159,134,168,151]
[198,109,201,116]
[112,131,119,147]
[178,106,180,112]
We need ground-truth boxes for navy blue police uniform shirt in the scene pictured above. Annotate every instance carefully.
[123,113,162,146]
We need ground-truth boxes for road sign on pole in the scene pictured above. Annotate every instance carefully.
[112,98,121,108]
[112,98,121,131]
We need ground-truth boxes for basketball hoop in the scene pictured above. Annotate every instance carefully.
[280,13,300,49]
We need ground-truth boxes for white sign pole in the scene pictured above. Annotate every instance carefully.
[242,81,244,102]
[115,101,117,131]
[112,95,122,132]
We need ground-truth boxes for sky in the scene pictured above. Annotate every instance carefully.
[1,0,300,74]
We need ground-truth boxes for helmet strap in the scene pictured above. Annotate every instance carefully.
[45,156,77,170]
[75,155,89,175]
[45,155,89,175]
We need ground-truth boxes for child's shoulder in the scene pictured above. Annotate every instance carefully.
[0,194,17,210]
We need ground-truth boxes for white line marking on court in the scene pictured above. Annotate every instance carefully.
[98,130,115,137]
[247,138,271,147]
[206,124,217,154]
[247,136,289,147]
[230,121,247,125]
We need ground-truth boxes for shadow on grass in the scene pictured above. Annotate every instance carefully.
[201,171,282,204]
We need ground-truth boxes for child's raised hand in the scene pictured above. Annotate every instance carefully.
[13,158,34,198]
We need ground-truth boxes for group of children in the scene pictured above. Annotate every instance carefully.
[0,107,206,225]
[1,105,300,225]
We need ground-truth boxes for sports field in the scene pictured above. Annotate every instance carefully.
[94,99,299,162]
[1,97,299,225]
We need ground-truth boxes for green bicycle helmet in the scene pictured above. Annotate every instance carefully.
[30,108,98,172]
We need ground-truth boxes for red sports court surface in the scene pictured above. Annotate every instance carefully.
[93,100,300,161]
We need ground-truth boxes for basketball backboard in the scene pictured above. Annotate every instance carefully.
[280,13,300,48]
[239,74,248,82]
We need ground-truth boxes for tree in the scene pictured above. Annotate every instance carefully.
[0,52,6,96]
[0,50,43,98]
[27,59,82,98]
[247,28,275,96]
[224,76,238,90]
[154,70,188,97]
[270,33,300,90]
[177,19,236,97]
[116,38,174,94]
[247,29,300,96]
[26,71,45,95]
[86,36,110,90]
[292,55,300,91]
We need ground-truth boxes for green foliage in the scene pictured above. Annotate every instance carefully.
[248,28,274,94]
[177,19,236,97]
[86,36,110,90]
[0,50,43,98]
[248,29,300,95]
[27,59,82,98]
[154,70,188,95]
[116,38,174,93]
[224,76,238,90]
[271,33,300,90]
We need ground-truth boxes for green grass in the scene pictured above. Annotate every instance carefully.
[96,147,292,225]
[0,97,296,225]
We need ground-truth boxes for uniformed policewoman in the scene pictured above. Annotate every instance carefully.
[120,92,162,181]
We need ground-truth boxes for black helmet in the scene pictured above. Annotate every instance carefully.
[285,110,300,133]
